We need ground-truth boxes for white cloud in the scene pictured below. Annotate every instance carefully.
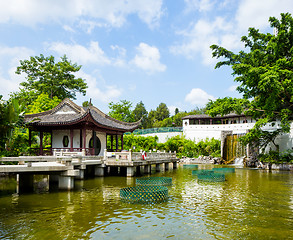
[131,43,166,74]
[184,0,215,12]
[49,41,111,65]
[76,70,122,103]
[236,0,293,32]
[172,0,293,66]
[228,85,238,92]
[185,88,215,106]
[168,105,180,116]
[0,46,34,99]
[170,17,236,65]
[0,0,163,29]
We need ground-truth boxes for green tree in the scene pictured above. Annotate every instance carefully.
[0,96,23,154]
[15,54,87,100]
[175,108,179,115]
[210,12,293,148]
[27,93,61,114]
[132,101,148,128]
[206,97,250,117]
[146,110,156,128]
[155,103,170,121]
[108,100,134,122]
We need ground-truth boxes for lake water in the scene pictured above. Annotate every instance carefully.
[0,166,293,239]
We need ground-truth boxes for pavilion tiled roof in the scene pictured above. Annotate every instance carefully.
[24,98,141,132]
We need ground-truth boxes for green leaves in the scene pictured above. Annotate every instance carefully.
[16,54,87,100]
[210,13,293,148]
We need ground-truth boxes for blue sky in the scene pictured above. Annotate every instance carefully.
[0,0,292,115]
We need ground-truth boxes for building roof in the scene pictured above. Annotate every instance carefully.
[24,98,141,133]
[182,113,247,120]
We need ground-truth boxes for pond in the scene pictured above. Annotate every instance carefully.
[0,166,293,239]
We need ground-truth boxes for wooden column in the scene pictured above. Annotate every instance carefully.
[83,128,86,151]
[92,130,96,156]
[40,131,43,156]
[70,129,74,151]
[79,129,82,149]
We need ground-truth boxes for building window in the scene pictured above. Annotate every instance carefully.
[63,135,69,147]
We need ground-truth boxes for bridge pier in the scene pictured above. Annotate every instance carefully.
[165,163,169,171]
[173,161,178,169]
[95,166,105,176]
[59,176,74,190]
[156,163,164,172]
[144,165,151,174]
[127,167,135,177]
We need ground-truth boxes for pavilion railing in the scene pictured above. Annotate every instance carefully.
[29,148,96,156]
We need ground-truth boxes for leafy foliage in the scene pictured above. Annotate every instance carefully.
[206,97,250,117]
[258,149,293,163]
[132,101,148,128]
[27,93,61,114]
[108,100,134,122]
[210,13,293,149]
[123,134,220,159]
[0,96,24,154]
[155,103,170,121]
[15,54,87,100]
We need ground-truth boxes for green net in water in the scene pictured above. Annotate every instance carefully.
[136,177,172,186]
[120,185,168,204]
[183,164,198,169]
[192,169,214,175]
[197,172,225,182]
[213,167,235,173]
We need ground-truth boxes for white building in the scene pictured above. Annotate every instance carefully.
[182,113,293,153]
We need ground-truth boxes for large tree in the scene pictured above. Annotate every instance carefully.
[15,54,87,100]
[210,13,293,148]
[132,101,148,128]
[108,100,134,122]
[155,103,170,121]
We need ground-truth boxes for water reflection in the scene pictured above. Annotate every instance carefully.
[0,167,293,239]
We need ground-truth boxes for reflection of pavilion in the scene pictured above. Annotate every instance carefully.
[25,98,141,156]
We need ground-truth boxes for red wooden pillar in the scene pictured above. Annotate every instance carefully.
[79,129,82,149]
[83,128,86,151]
[70,129,74,151]
[40,131,43,156]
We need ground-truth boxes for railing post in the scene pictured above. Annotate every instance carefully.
[104,149,107,160]
[129,150,132,161]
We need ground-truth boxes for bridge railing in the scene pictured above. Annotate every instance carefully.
[104,150,177,162]
[0,156,74,167]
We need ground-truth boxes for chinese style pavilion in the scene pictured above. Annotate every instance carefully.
[24,98,141,156]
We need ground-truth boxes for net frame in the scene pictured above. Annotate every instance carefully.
[120,185,168,204]
[183,164,198,169]
[197,172,226,182]
[136,177,172,186]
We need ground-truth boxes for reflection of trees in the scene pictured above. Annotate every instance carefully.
[0,177,138,239]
